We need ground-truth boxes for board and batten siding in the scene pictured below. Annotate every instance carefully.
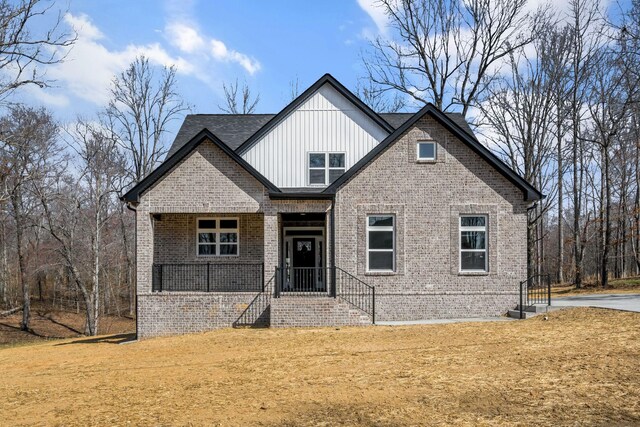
[241,83,390,188]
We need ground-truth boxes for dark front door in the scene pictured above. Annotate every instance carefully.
[292,238,316,291]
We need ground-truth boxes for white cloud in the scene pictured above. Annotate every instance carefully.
[165,21,205,53]
[209,39,261,75]
[357,0,389,36]
[26,13,196,107]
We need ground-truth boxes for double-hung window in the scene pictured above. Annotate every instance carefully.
[308,152,345,185]
[197,218,239,256]
[459,215,487,272]
[366,215,395,272]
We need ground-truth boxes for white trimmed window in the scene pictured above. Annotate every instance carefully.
[459,215,487,272]
[417,141,436,161]
[366,215,395,272]
[308,152,346,185]
[197,218,239,256]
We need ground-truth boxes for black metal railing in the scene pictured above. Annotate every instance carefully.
[336,266,375,323]
[519,274,551,319]
[275,267,329,297]
[274,266,375,323]
[233,275,273,328]
[152,263,264,292]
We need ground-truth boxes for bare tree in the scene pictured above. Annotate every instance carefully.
[219,79,259,114]
[0,0,75,100]
[105,56,189,185]
[356,79,405,113]
[362,0,537,116]
[0,105,59,330]
[289,77,300,101]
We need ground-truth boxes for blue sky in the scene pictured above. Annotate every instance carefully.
[16,0,387,128]
[15,0,630,137]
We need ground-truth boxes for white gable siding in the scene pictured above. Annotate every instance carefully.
[241,84,389,188]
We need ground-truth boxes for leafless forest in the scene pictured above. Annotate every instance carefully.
[1,0,640,335]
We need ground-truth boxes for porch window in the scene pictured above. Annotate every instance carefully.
[366,215,395,272]
[308,152,345,185]
[459,215,487,272]
[197,218,238,256]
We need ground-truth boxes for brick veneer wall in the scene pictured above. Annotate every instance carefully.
[137,292,267,338]
[271,297,371,328]
[334,115,529,321]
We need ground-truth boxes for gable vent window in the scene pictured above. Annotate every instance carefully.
[308,152,345,185]
[417,141,436,161]
[197,218,239,256]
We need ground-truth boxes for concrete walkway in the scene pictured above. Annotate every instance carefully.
[376,316,514,326]
[552,293,640,313]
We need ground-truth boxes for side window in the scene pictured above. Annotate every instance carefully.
[366,215,395,272]
[459,215,487,272]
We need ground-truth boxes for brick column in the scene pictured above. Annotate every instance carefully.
[263,211,279,291]
[137,210,154,294]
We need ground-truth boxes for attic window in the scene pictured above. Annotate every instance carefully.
[417,141,436,161]
[308,152,345,185]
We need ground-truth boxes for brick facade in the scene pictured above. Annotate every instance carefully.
[134,114,529,337]
[334,116,528,321]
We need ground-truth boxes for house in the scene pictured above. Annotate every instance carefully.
[122,74,542,338]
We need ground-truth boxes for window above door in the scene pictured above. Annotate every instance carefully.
[308,152,346,186]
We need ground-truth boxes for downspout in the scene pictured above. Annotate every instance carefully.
[330,195,336,298]
[126,201,138,340]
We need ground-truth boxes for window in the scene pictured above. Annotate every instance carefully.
[417,141,436,161]
[197,218,238,256]
[459,215,487,272]
[308,152,345,185]
[367,215,395,272]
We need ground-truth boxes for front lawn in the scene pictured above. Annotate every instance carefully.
[0,308,638,426]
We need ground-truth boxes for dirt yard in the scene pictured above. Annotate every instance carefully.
[1,308,638,426]
[0,305,134,348]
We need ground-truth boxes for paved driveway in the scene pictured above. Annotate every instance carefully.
[552,293,640,313]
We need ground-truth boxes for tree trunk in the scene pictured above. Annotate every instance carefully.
[11,190,29,331]
[557,127,564,285]
[601,147,611,289]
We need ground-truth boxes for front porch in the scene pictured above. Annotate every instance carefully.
[140,211,374,334]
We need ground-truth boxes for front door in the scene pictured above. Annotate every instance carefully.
[292,238,316,291]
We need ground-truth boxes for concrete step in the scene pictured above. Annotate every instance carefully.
[508,310,538,319]
[515,304,550,313]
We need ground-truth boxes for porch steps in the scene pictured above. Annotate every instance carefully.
[507,304,549,319]
[271,296,373,328]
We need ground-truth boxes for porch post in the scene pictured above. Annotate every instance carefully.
[263,211,279,294]
[330,197,336,298]
[136,210,154,294]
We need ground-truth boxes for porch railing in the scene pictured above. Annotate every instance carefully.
[152,263,264,292]
[274,266,375,323]
[274,267,329,297]
[518,274,551,319]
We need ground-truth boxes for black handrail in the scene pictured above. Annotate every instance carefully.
[273,266,376,323]
[335,266,376,324]
[519,274,551,319]
[152,263,264,292]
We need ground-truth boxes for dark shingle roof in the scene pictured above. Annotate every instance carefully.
[166,112,476,157]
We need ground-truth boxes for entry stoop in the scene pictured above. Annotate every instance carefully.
[508,304,549,319]
[270,297,373,328]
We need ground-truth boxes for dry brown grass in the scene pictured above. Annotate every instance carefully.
[552,276,640,297]
[0,308,638,426]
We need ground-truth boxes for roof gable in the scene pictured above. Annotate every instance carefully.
[324,104,543,202]
[121,129,279,203]
[235,73,394,155]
